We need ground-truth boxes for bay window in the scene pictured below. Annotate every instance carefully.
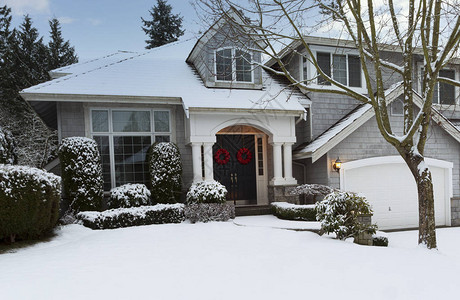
[91,108,171,190]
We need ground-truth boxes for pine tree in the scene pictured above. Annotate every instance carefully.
[141,0,184,49]
[48,18,78,70]
[0,5,16,100]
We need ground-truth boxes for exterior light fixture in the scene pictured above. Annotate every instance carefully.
[333,157,342,172]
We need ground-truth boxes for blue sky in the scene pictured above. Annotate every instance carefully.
[3,0,202,60]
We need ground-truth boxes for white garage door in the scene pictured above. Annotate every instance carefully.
[340,156,452,230]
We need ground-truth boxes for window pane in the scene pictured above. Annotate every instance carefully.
[113,135,151,186]
[439,69,455,105]
[93,135,112,191]
[333,54,347,85]
[235,50,252,82]
[92,110,108,132]
[216,49,232,81]
[317,52,331,85]
[112,111,150,132]
[391,97,404,116]
[155,135,170,143]
[302,56,308,81]
[348,55,361,87]
[154,111,170,132]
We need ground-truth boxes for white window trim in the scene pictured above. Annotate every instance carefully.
[214,47,254,83]
[301,45,366,94]
[89,107,173,189]
[417,63,459,108]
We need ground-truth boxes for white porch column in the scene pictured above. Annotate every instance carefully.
[191,143,203,183]
[283,143,297,185]
[270,142,284,185]
[203,142,214,181]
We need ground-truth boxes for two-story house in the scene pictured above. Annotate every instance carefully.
[21,15,460,230]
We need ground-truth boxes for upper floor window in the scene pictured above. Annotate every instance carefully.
[215,48,252,82]
[316,52,361,87]
[434,69,456,105]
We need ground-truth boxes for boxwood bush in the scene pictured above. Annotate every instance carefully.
[186,180,227,204]
[0,126,17,164]
[316,191,377,240]
[271,202,316,221]
[0,164,60,243]
[108,183,151,209]
[149,142,182,203]
[59,137,103,212]
[77,204,185,229]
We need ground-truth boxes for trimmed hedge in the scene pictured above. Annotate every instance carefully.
[271,202,316,221]
[0,164,61,243]
[186,181,227,204]
[185,203,235,223]
[108,183,151,209]
[59,137,103,212]
[149,142,182,203]
[77,204,185,229]
[0,127,17,165]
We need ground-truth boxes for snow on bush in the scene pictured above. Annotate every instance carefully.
[0,126,17,164]
[59,137,103,212]
[271,202,316,221]
[315,191,377,240]
[77,204,185,229]
[290,184,337,197]
[373,231,389,247]
[0,164,60,243]
[108,183,151,209]
[149,142,182,203]
[185,203,235,223]
[186,180,227,204]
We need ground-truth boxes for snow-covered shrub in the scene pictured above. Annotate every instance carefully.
[149,142,182,203]
[0,126,17,164]
[271,202,316,221]
[0,164,60,243]
[77,204,185,229]
[316,191,377,240]
[59,137,103,212]
[290,184,338,203]
[185,203,235,223]
[373,232,389,247]
[186,180,227,204]
[108,183,151,209]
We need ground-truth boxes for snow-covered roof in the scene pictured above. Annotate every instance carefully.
[21,39,306,116]
[294,84,460,162]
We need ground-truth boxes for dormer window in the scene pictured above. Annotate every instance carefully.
[215,48,252,82]
[434,69,456,105]
[316,52,361,87]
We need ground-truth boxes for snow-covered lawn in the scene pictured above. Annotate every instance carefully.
[1,217,459,300]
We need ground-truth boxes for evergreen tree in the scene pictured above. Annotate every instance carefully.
[0,5,16,100]
[48,18,78,70]
[141,0,184,49]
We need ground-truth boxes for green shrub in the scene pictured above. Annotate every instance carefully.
[186,180,227,204]
[0,164,60,243]
[149,142,182,203]
[316,191,377,240]
[108,183,151,209]
[58,137,103,212]
[373,234,389,247]
[0,126,17,164]
[271,202,316,221]
[77,204,185,229]
[185,203,235,223]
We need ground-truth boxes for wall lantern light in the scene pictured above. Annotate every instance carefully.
[333,157,342,172]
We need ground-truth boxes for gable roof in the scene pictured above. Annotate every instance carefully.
[293,84,460,162]
[20,39,307,117]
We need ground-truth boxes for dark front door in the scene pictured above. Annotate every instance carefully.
[213,134,257,205]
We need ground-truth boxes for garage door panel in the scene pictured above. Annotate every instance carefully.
[342,158,448,230]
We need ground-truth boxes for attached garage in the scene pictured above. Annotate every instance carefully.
[340,156,453,230]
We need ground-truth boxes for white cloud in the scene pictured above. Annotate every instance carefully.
[58,17,76,24]
[88,18,102,26]
[4,0,50,15]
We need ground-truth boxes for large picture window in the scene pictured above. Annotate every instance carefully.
[316,52,361,87]
[215,48,252,82]
[91,108,171,190]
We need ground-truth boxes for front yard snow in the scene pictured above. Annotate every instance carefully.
[0,219,459,300]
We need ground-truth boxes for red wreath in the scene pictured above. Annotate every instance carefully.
[237,148,252,165]
[214,148,230,165]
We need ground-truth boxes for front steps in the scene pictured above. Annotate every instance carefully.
[235,205,272,217]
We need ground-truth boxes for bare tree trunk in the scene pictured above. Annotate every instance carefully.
[404,155,437,249]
